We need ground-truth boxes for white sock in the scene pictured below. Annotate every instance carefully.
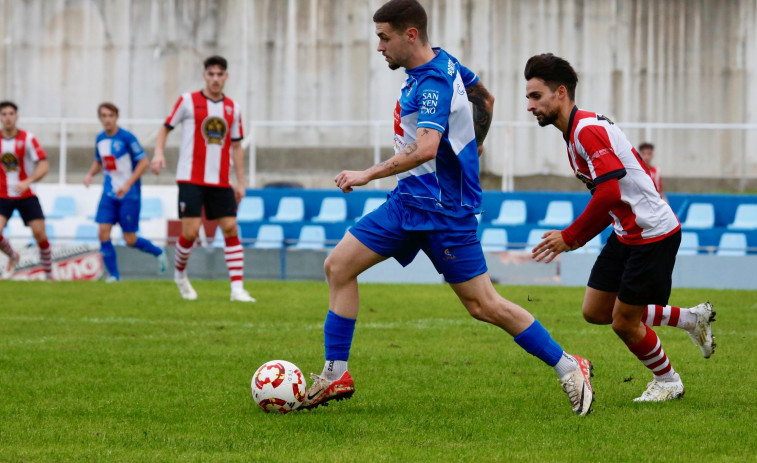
[679,309,698,331]
[322,360,347,381]
[230,280,244,292]
[553,352,579,378]
[174,268,187,281]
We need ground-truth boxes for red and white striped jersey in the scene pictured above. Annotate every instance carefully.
[565,107,679,244]
[649,165,663,193]
[0,130,47,199]
[164,91,243,187]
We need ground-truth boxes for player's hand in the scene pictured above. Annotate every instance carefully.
[83,174,92,188]
[150,154,165,175]
[115,185,129,199]
[234,185,245,204]
[14,179,31,194]
[477,145,484,157]
[334,170,370,193]
[531,229,573,263]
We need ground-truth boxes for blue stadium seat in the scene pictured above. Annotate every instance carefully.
[573,235,602,254]
[491,200,527,226]
[681,203,715,229]
[253,224,284,249]
[357,198,386,221]
[312,197,347,223]
[47,196,77,219]
[538,201,573,227]
[294,225,327,250]
[678,232,700,256]
[237,196,265,222]
[716,232,747,256]
[74,223,99,244]
[139,197,163,220]
[727,204,757,230]
[269,197,304,223]
[526,228,550,251]
[480,228,508,252]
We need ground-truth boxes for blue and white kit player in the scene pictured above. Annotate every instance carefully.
[84,102,166,281]
[300,0,595,416]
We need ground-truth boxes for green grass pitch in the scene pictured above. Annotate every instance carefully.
[1,281,755,462]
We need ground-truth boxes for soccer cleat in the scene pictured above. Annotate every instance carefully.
[230,288,256,302]
[2,252,19,279]
[299,371,355,410]
[157,249,167,274]
[104,275,119,283]
[560,355,594,416]
[687,302,716,359]
[175,276,198,300]
[633,374,685,402]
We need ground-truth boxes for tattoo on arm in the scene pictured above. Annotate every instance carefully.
[466,82,494,146]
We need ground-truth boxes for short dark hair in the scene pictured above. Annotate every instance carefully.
[638,142,654,151]
[373,0,429,44]
[524,53,579,101]
[0,101,18,112]
[203,55,228,70]
[98,102,119,116]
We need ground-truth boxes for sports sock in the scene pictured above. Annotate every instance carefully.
[643,304,697,330]
[323,310,356,380]
[132,237,162,256]
[0,234,16,257]
[553,352,580,378]
[224,235,244,292]
[322,360,348,381]
[38,239,53,278]
[627,325,677,382]
[174,235,194,279]
[513,320,564,368]
[100,240,119,280]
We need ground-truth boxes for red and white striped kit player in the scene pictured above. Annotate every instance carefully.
[0,130,46,199]
[164,91,243,186]
[560,107,680,247]
[648,165,663,194]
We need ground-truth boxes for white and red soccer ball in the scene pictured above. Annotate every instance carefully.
[251,360,306,413]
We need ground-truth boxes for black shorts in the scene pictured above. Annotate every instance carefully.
[0,196,45,225]
[177,183,237,220]
[587,230,681,306]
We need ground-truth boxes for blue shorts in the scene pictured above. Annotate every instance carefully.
[95,194,140,233]
[349,195,487,284]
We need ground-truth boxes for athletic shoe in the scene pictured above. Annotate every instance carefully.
[299,371,355,410]
[230,288,256,302]
[2,252,19,279]
[633,373,685,402]
[687,302,716,359]
[560,355,594,416]
[157,249,167,274]
[175,276,198,300]
[104,276,119,283]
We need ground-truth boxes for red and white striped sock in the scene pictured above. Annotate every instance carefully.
[38,239,53,278]
[627,325,677,381]
[224,235,244,292]
[0,234,17,258]
[174,235,195,279]
[643,304,697,330]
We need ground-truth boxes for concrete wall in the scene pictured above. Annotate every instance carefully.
[2,0,757,185]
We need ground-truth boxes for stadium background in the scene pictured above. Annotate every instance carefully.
[1,0,756,191]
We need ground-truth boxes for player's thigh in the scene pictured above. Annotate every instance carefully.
[347,198,419,266]
[18,196,45,226]
[27,218,47,241]
[95,195,118,225]
[618,231,680,306]
[177,183,204,218]
[217,216,239,237]
[117,198,140,234]
[421,227,487,284]
[203,186,237,221]
[325,231,387,280]
[180,217,203,240]
[582,286,617,324]
[587,233,626,294]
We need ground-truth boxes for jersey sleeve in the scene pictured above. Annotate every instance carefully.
[27,134,47,162]
[94,138,102,163]
[415,73,452,134]
[164,95,188,130]
[576,125,625,184]
[459,64,480,88]
[231,104,243,141]
[127,132,146,162]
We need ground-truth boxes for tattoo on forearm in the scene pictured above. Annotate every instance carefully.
[466,84,494,146]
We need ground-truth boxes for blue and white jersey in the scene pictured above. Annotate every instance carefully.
[392,47,482,218]
[95,128,146,199]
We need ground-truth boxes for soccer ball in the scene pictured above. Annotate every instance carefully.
[251,360,307,413]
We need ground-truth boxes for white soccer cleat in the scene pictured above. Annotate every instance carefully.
[2,252,19,279]
[104,276,119,283]
[633,374,685,402]
[560,355,594,416]
[175,277,198,300]
[230,288,256,302]
[157,250,167,274]
[687,302,716,359]
[299,371,355,410]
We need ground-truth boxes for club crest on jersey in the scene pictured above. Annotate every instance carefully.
[1,153,19,172]
[112,140,123,152]
[16,139,25,151]
[225,105,233,115]
[202,116,228,145]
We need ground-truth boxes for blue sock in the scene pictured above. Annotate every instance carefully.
[132,237,162,256]
[513,320,564,367]
[324,310,357,361]
[100,240,119,279]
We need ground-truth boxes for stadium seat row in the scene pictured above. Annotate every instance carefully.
[237,196,385,223]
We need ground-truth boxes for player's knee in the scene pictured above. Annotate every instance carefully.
[611,316,635,338]
[582,307,612,325]
[123,234,138,246]
[461,295,497,323]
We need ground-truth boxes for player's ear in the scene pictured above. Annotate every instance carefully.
[406,27,418,42]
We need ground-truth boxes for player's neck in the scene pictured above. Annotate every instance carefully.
[555,103,575,136]
[202,88,224,102]
[405,44,436,70]
[1,127,18,139]
[105,126,119,137]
